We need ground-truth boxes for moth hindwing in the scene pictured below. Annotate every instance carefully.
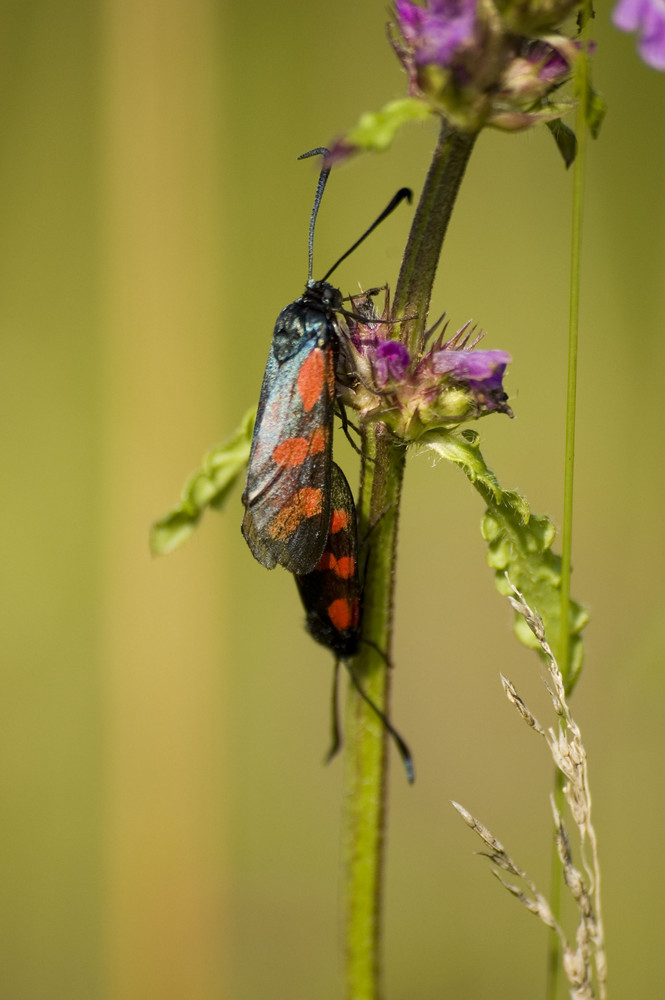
[294,461,361,658]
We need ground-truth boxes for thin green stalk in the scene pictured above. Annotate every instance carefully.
[560,50,589,690]
[341,120,478,1000]
[547,41,589,1000]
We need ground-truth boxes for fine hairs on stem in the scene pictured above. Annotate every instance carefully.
[453,578,606,1000]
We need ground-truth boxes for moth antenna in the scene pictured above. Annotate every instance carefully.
[298,150,411,284]
[325,659,342,763]
[298,147,332,284]
[321,187,413,283]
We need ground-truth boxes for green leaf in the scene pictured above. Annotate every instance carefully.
[546,118,577,169]
[426,430,588,690]
[347,98,433,154]
[150,408,255,556]
[586,85,607,140]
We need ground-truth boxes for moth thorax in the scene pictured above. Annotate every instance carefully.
[305,279,344,314]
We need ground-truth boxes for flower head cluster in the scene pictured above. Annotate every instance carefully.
[339,290,511,441]
[613,0,665,70]
[390,0,582,131]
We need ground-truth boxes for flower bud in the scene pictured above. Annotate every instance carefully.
[340,292,512,440]
[391,0,581,132]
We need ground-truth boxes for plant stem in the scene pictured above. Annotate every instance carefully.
[560,48,588,693]
[394,122,477,356]
[341,120,478,1000]
[548,40,589,1000]
[342,425,405,1000]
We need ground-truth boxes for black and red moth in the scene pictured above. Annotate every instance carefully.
[241,148,411,575]
[240,275,341,574]
[294,462,361,659]
[295,462,414,781]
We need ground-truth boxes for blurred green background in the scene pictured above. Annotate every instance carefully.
[2,2,664,998]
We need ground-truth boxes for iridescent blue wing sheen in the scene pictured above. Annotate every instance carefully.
[241,326,335,575]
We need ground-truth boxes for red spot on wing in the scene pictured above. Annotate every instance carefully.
[316,552,337,572]
[297,350,326,412]
[333,556,355,579]
[272,437,309,467]
[268,488,323,540]
[313,552,354,578]
[330,508,349,533]
[327,597,360,631]
[310,426,327,455]
[272,427,328,468]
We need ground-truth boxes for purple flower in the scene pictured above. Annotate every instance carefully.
[341,294,512,437]
[430,348,512,413]
[527,39,570,82]
[497,36,576,112]
[389,0,580,133]
[374,340,411,386]
[613,0,665,70]
[395,0,479,66]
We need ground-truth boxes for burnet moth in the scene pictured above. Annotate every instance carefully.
[295,462,414,782]
[241,148,411,575]
[295,462,361,659]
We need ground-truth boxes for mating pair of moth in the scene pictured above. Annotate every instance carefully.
[240,149,413,778]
